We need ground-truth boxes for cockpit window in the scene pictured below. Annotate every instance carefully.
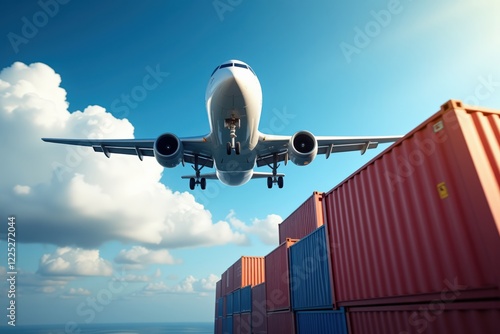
[211,62,256,77]
[211,66,219,77]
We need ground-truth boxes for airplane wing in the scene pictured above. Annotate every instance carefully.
[255,133,402,167]
[41,137,214,167]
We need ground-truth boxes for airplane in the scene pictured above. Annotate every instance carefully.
[42,59,402,190]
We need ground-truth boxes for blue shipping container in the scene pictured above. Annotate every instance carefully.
[289,225,333,310]
[296,309,347,334]
[225,293,233,315]
[233,289,241,314]
[217,297,223,318]
[240,285,252,312]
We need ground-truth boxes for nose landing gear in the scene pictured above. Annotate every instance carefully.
[225,118,241,155]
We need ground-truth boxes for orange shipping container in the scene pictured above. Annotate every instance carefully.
[233,256,265,291]
[278,191,324,244]
[325,100,500,306]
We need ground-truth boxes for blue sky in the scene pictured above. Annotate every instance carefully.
[1,0,499,327]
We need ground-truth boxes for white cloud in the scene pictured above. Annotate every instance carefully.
[140,274,218,296]
[114,246,179,268]
[13,184,31,195]
[37,247,113,277]
[228,210,282,245]
[59,287,92,299]
[0,62,247,249]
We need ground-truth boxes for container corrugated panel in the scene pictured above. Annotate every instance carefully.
[222,316,233,334]
[221,270,229,296]
[278,191,324,244]
[265,238,298,311]
[289,225,333,310]
[233,313,251,334]
[216,279,222,299]
[240,285,252,312]
[233,288,241,314]
[324,100,500,306]
[347,300,500,334]
[296,309,348,334]
[267,311,295,334]
[233,256,265,290]
[215,317,222,334]
[252,283,267,334]
[217,297,223,318]
[225,293,233,316]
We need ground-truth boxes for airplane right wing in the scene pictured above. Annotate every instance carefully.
[255,132,402,167]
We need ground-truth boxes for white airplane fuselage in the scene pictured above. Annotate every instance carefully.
[205,60,263,186]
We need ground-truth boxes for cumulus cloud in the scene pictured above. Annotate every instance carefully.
[115,246,179,266]
[37,247,113,277]
[0,62,247,249]
[140,274,218,296]
[60,287,92,299]
[228,210,282,245]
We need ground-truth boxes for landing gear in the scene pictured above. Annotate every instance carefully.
[267,153,284,189]
[189,155,207,190]
[225,117,241,155]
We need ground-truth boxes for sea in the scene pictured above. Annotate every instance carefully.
[0,322,213,334]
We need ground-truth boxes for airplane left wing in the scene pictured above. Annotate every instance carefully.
[255,133,402,167]
[41,136,214,167]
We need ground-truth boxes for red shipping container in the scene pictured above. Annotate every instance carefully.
[252,283,267,334]
[221,265,234,295]
[267,311,295,334]
[216,279,222,299]
[233,313,251,334]
[265,238,298,311]
[233,256,265,290]
[215,317,222,334]
[325,100,500,306]
[278,191,324,244]
[347,300,500,334]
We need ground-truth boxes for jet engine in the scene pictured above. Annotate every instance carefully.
[154,133,183,168]
[288,130,318,166]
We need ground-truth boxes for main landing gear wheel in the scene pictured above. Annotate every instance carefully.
[188,155,207,190]
[266,154,284,189]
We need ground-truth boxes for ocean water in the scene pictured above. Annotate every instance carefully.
[0,322,213,334]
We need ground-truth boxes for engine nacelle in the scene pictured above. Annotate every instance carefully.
[288,130,318,166]
[154,133,183,168]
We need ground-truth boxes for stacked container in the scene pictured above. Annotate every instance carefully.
[278,191,324,243]
[324,100,500,332]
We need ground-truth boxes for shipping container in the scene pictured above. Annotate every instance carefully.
[240,285,252,313]
[347,300,500,334]
[252,283,267,334]
[222,316,233,334]
[289,225,333,310]
[231,313,252,334]
[325,100,500,306]
[233,256,266,291]
[225,293,233,316]
[296,309,348,334]
[215,317,222,334]
[233,288,241,314]
[267,311,295,334]
[222,269,233,296]
[265,238,298,311]
[278,191,324,244]
[216,279,222,299]
[216,297,223,318]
